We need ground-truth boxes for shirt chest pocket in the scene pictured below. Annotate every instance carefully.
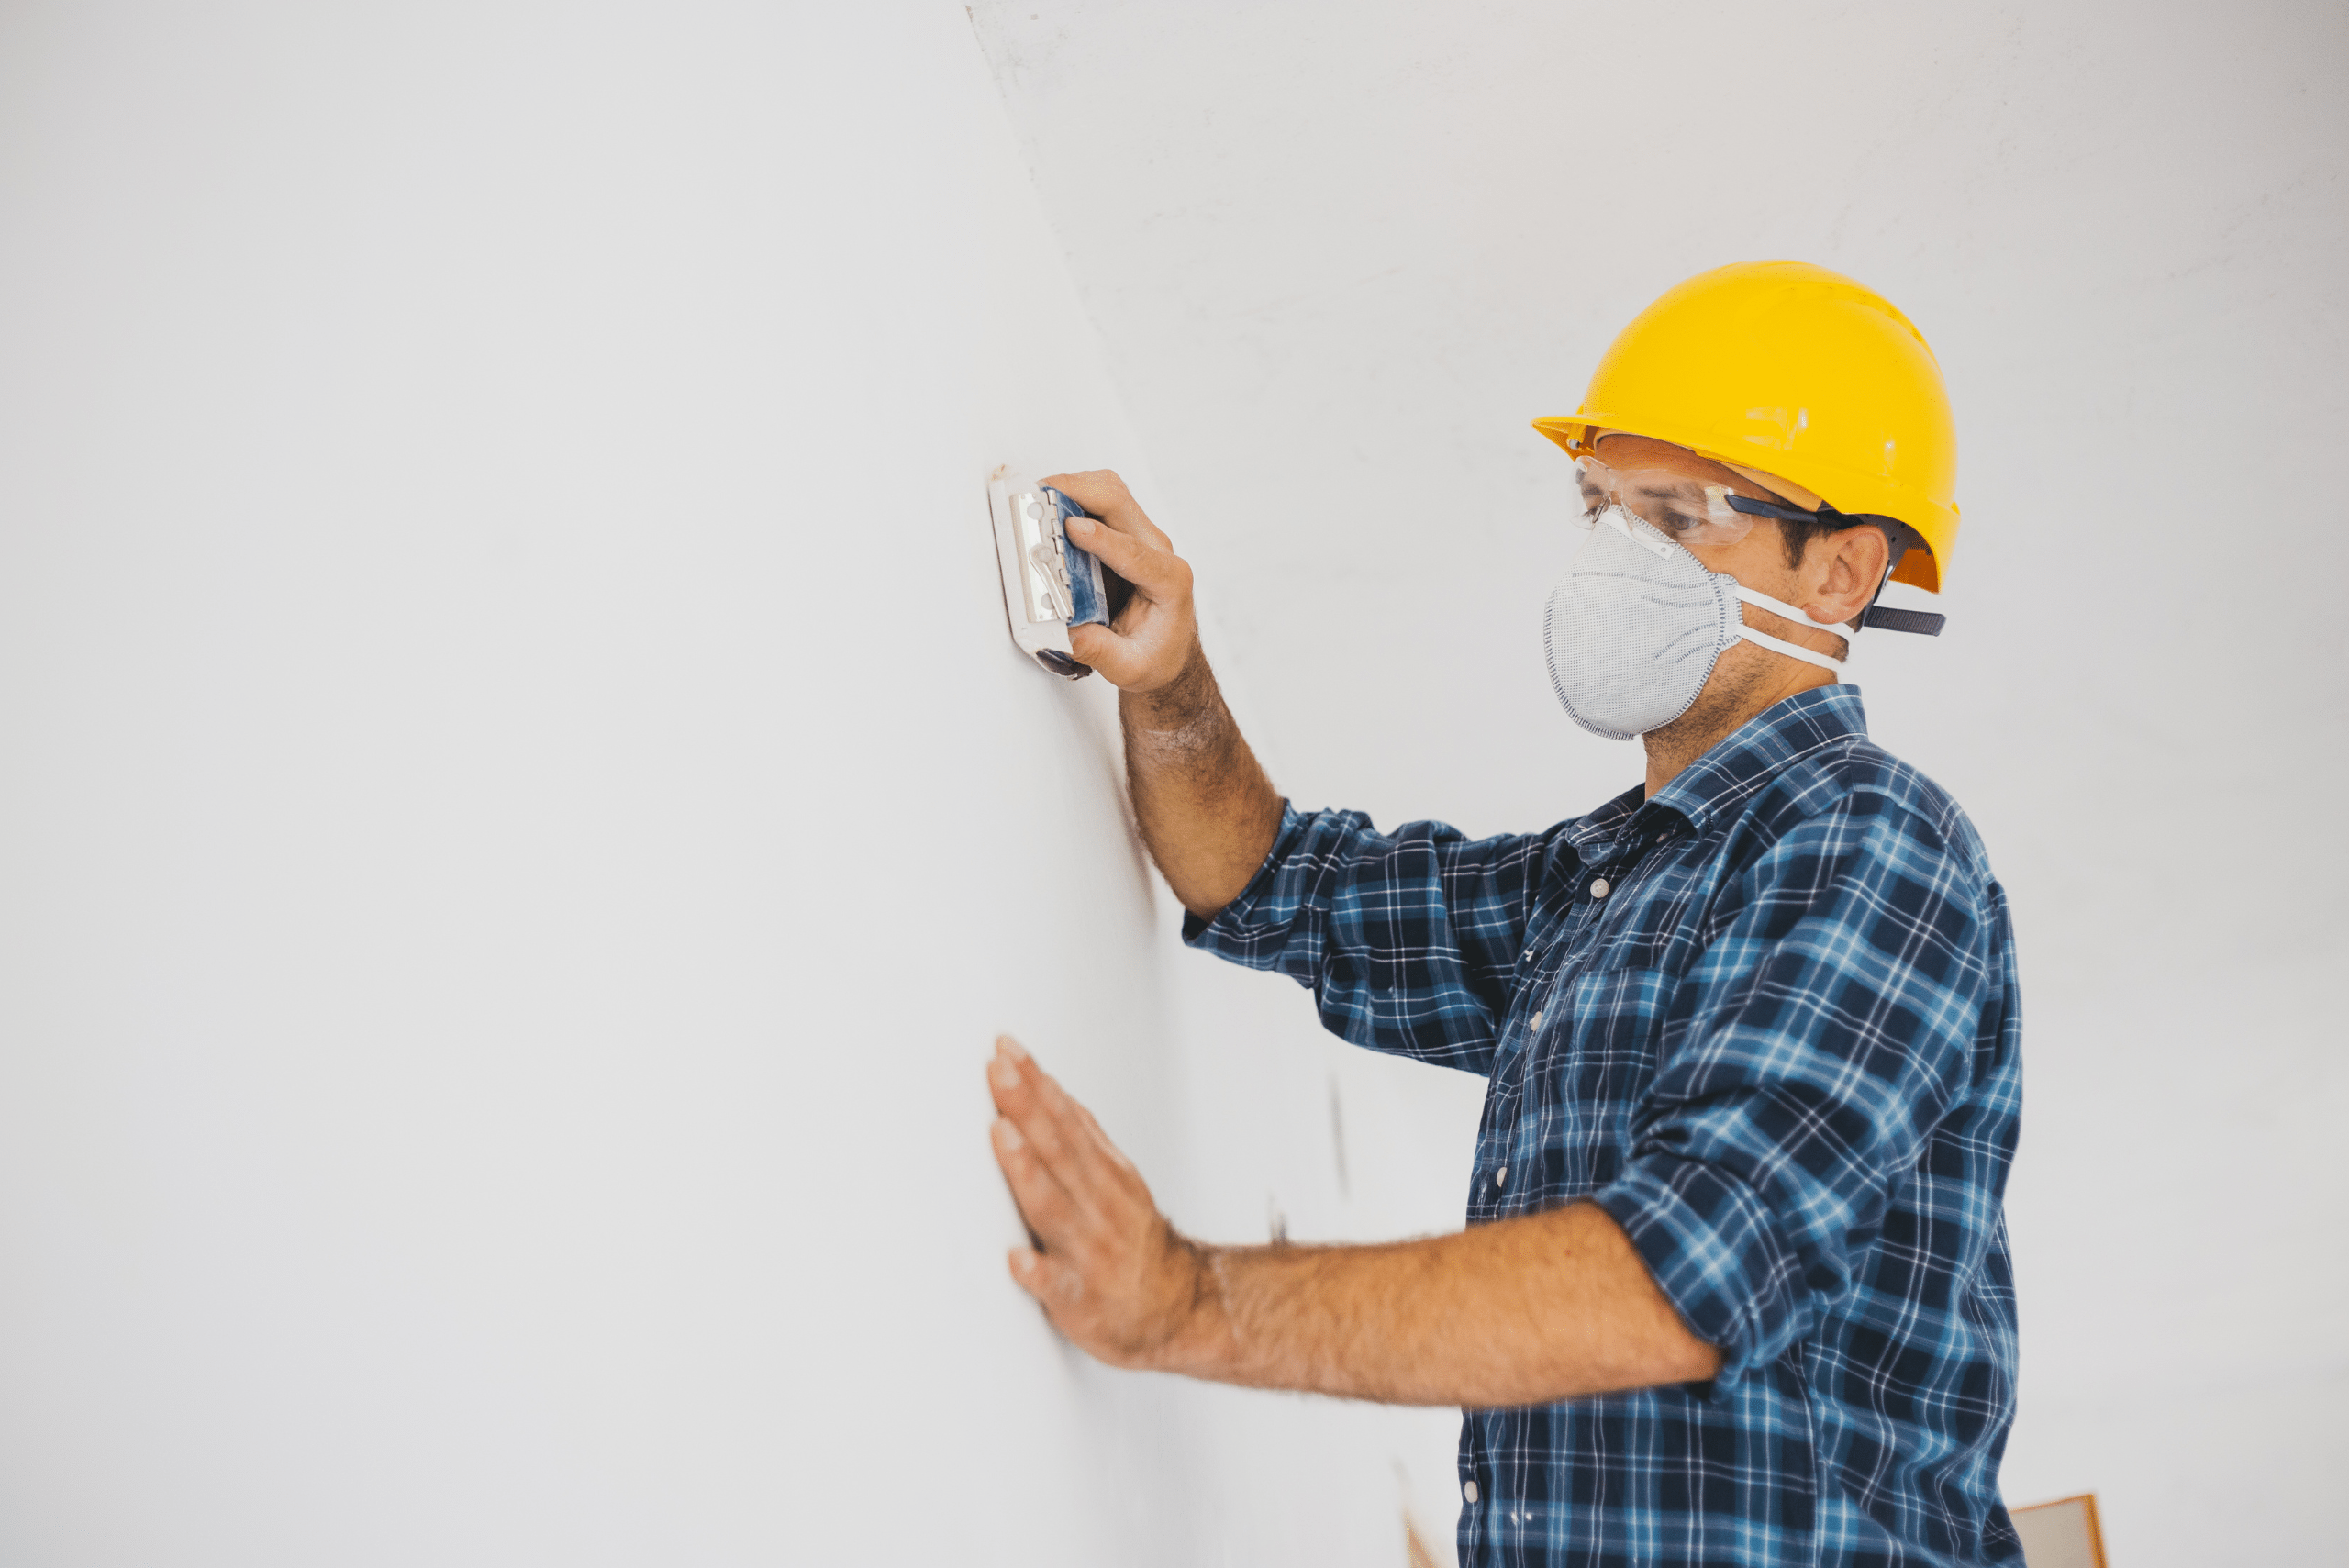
[1525,964,1675,1196]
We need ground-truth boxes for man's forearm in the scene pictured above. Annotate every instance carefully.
[1025,470,1282,917]
[1120,644,1284,918]
[1163,1202,1723,1407]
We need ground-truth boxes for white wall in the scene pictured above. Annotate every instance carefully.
[0,4,1480,1563]
[968,4,2349,1564]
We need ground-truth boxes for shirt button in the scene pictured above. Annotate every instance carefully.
[1496,1165,1508,1188]
[1531,1010,1543,1029]
[1591,877,1612,898]
[1464,1480,1480,1504]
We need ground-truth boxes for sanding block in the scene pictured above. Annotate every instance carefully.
[985,473,1130,679]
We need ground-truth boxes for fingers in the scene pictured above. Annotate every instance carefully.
[992,1109,1083,1244]
[984,1039,1195,1370]
[1028,471,1197,695]
[988,1039,1123,1214]
[1039,469,1170,551]
[1063,512,1190,602]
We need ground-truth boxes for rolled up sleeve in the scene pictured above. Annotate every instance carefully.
[1590,792,1994,1384]
[1184,802,1554,1076]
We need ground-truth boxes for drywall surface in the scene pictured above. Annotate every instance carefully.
[967,4,2349,1565]
[0,4,1478,1563]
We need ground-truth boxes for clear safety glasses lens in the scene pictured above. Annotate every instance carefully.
[1570,457,1763,550]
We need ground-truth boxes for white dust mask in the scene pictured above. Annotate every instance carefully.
[1542,506,1848,741]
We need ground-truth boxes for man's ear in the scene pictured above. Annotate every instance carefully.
[1812,526,1891,629]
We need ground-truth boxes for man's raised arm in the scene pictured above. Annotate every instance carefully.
[1043,471,1284,918]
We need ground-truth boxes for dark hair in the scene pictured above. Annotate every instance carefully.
[1769,511,1928,631]
[1777,511,1924,574]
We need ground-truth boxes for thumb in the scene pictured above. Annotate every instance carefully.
[1068,622,1157,688]
[1008,1247,1080,1308]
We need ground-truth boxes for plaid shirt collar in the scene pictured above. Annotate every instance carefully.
[1557,684,1872,867]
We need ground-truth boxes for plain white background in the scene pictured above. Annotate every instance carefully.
[0,2,2341,1564]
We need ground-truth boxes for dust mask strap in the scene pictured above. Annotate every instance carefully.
[1730,585,1848,673]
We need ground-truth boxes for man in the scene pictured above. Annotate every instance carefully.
[985,261,2021,1566]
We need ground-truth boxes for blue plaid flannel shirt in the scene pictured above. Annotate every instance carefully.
[1185,686,2022,1567]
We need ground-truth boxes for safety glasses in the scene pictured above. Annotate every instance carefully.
[1570,454,1947,636]
[1570,455,1775,549]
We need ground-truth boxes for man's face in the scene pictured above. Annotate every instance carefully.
[1586,433,1809,599]
[1580,430,1898,687]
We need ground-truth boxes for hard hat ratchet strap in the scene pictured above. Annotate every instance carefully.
[1859,605,1946,636]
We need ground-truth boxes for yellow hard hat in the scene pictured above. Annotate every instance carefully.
[1533,261,1958,591]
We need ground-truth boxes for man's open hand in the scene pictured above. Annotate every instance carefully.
[1038,470,1198,694]
[985,1036,1221,1372]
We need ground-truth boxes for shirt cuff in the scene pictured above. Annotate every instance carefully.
[1591,1154,1808,1392]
